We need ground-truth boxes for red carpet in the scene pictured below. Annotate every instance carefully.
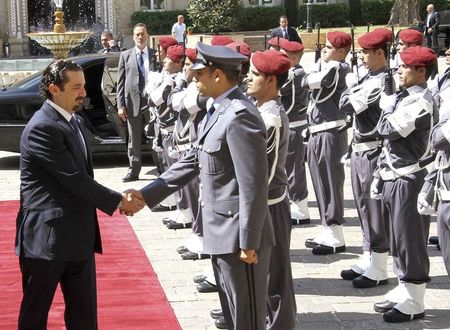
[0,200,181,330]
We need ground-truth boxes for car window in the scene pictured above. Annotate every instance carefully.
[10,71,42,89]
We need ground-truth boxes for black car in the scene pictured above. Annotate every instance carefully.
[0,53,151,153]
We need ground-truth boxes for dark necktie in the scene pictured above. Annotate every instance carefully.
[69,116,87,159]
[205,106,215,125]
[137,51,145,93]
[283,29,288,40]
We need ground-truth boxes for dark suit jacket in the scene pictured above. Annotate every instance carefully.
[116,46,157,117]
[15,102,122,261]
[141,88,275,254]
[270,26,302,44]
[426,10,440,32]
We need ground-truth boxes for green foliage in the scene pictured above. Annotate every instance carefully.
[131,10,190,34]
[187,0,240,33]
[238,6,285,31]
[360,0,393,25]
[298,4,350,28]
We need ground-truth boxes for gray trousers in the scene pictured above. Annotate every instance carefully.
[267,197,296,330]
[307,129,347,226]
[285,127,308,202]
[213,246,271,330]
[350,151,389,252]
[382,170,430,283]
[126,112,148,176]
[437,202,450,277]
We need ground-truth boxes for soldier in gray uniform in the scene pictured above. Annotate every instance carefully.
[247,50,296,330]
[371,46,437,323]
[131,43,275,330]
[166,47,207,256]
[302,31,351,255]
[339,28,392,288]
[279,39,311,225]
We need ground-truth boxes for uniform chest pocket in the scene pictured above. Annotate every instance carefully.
[201,141,225,174]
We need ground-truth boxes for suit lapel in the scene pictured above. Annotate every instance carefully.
[198,99,231,142]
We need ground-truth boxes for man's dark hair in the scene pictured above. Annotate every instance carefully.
[208,66,240,84]
[40,60,83,100]
[101,31,114,40]
[133,23,148,33]
[275,72,289,89]
[280,15,288,21]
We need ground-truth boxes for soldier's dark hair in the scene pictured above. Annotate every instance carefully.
[275,72,289,89]
[133,23,148,33]
[208,66,240,84]
[40,60,83,100]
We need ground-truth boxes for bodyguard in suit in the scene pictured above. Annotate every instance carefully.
[425,4,440,52]
[247,50,297,330]
[131,43,275,329]
[15,60,144,329]
[117,23,157,182]
[371,47,437,323]
[339,29,392,288]
[270,15,302,44]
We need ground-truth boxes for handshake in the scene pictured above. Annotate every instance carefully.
[119,189,146,216]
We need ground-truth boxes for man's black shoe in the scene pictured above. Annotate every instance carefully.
[352,275,388,288]
[197,280,218,293]
[151,204,175,212]
[181,251,210,260]
[176,246,189,254]
[210,308,223,319]
[429,236,439,245]
[374,300,396,313]
[165,220,192,230]
[193,274,206,283]
[305,238,319,248]
[162,218,172,225]
[312,245,345,255]
[340,269,361,280]
[122,173,139,182]
[292,218,311,225]
[214,316,228,329]
[383,308,425,323]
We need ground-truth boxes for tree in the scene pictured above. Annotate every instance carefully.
[187,0,240,34]
[388,0,421,26]
[284,0,298,27]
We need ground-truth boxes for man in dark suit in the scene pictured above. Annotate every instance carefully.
[425,3,440,52]
[128,43,275,329]
[270,15,302,44]
[117,23,157,182]
[15,60,144,330]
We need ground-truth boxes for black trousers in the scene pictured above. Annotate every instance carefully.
[18,256,97,330]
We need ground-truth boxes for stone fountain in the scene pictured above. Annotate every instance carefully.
[27,0,93,59]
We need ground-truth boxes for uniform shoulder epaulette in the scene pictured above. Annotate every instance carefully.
[230,99,249,114]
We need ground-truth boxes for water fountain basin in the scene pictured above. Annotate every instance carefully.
[27,31,93,59]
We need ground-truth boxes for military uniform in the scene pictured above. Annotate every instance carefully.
[339,28,393,287]
[140,44,275,330]
[302,57,350,254]
[372,46,437,323]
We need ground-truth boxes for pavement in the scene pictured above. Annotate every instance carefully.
[1,52,450,330]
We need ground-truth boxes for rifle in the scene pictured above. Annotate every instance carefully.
[338,22,358,133]
[390,25,397,61]
[181,33,186,67]
[315,23,321,62]
[384,38,395,96]
[277,36,280,48]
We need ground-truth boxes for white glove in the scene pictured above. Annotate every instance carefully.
[417,193,435,215]
[378,92,396,110]
[345,72,359,89]
[370,178,383,200]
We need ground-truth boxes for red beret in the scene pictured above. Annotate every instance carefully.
[268,37,282,47]
[226,41,251,59]
[251,50,291,75]
[398,29,423,45]
[185,48,197,63]
[159,36,178,50]
[400,46,436,67]
[211,35,234,46]
[166,45,184,62]
[358,28,392,49]
[327,31,352,49]
[280,40,304,53]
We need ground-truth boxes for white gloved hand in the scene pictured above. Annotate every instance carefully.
[378,92,397,110]
[370,178,383,200]
[417,192,435,215]
[345,72,359,89]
